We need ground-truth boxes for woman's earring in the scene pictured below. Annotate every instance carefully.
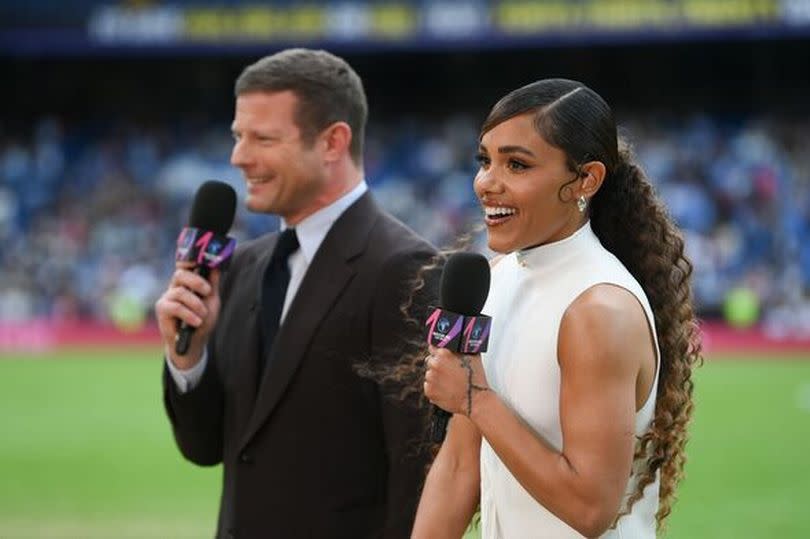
[577,195,587,213]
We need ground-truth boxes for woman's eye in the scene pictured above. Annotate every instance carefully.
[475,153,491,167]
[507,159,529,171]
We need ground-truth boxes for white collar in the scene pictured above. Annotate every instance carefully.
[281,180,368,264]
[515,220,594,268]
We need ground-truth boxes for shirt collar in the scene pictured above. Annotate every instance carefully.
[281,180,368,264]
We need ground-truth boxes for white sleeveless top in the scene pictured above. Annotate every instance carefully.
[479,222,661,538]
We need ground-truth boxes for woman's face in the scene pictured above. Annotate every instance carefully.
[474,112,585,253]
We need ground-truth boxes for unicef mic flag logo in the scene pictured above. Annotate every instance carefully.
[460,315,491,354]
[437,317,451,333]
[208,238,224,256]
[425,308,464,350]
[175,227,237,269]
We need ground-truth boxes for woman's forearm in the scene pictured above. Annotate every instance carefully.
[412,447,480,539]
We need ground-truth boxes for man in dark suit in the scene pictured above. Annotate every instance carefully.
[155,49,436,538]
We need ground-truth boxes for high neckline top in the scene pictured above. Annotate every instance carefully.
[514,220,594,269]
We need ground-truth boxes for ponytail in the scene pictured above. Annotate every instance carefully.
[591,141,703,528]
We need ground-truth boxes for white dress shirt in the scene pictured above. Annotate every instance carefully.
[166,180,369,393]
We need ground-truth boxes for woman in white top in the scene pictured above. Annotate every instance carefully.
[413,79,702,538]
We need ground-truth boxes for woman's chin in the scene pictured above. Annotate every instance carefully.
[487,236,515,254]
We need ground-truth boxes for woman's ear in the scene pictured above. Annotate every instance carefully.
[578,161,606,197]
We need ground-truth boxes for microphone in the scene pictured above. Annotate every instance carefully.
[425,252,492,442]
[174,180,237,355]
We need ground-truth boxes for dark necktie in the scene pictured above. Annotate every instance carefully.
[260,228,300,370]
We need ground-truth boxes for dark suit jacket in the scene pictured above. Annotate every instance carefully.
[164,193,436,539]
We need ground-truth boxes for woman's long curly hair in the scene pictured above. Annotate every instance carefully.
[481,79,703,529]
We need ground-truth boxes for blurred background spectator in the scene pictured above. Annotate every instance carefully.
[1,0,808,339]
[3,109,808,336]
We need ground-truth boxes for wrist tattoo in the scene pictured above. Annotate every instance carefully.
[460,356,489,416]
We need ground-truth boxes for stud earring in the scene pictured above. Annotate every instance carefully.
[577,195,587,213]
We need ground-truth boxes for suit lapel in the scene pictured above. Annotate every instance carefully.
[239,193,378,451]
[228,235,277,432]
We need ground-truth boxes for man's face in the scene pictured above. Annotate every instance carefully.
[230,91,327,225]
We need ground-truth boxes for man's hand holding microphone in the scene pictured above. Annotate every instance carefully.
[155,181,237,370]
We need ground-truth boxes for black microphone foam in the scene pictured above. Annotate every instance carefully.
[440,252,491,315]
[175,180,237,355]
[188,180,237,234]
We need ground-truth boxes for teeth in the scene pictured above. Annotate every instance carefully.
[484,206,516,218]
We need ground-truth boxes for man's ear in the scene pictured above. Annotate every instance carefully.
[319,121,352,163]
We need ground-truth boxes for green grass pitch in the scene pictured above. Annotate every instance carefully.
[1,348,808,538]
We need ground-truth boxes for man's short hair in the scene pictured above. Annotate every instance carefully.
[235,48,368,165]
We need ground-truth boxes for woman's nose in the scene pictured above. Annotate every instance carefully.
[474,168,499,195]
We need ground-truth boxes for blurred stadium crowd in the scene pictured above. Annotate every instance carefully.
[1,112,808,336]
